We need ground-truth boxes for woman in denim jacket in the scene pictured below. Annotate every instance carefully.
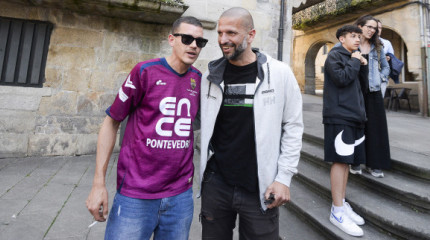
[349,15,391,178]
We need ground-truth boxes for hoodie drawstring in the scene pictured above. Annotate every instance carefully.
[207,82,212,99]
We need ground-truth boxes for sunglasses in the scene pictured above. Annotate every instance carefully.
[173,33,208,48]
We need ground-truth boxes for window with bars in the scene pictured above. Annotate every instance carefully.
[0,17,53,88]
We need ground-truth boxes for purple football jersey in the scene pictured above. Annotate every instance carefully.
[108,58,201,199]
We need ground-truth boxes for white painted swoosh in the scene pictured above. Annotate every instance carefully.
[334,130,365,156]
[354,135,365,146]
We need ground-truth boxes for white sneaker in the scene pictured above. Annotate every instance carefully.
[330,211,364,237]
[344,202,365,225]
[366,168,384,178]
[349,165,362,175]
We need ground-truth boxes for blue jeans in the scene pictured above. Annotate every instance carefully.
[105,188,193,240]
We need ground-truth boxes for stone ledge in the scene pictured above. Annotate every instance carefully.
[0,133,28,158]
[292,0,325,14]
[200,19,217,30]
[3,0,189,25]
[292,0,406,31]
[0,86,52,111]
[0,85,52,96]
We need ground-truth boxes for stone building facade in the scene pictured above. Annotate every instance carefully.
[0,0,297,157]
[292,0,429,114]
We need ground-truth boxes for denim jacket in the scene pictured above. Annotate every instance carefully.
[368,44,390,92]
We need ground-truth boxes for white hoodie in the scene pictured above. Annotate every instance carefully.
[199,51,304,210]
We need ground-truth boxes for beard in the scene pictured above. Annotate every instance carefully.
[220,37,248,61]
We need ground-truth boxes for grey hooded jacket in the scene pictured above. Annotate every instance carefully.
[199,50,303,210]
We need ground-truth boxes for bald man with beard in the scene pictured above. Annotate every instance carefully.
[199,7,303,239]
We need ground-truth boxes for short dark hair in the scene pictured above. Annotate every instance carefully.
[336,25,362,40]
[171,16,203,33]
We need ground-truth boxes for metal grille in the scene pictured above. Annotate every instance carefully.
[0,17,53,88]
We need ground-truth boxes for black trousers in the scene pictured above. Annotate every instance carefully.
[200,170,279,240]
[364,91,391,169]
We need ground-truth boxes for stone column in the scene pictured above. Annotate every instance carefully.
[283,1,294,66]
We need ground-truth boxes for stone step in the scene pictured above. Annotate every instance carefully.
[287,179,394,240]
[296,150,430,239]
[301,140,430,212]
[302,133,430,181]
[279,202,330,240]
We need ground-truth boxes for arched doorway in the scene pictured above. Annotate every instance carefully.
[304,41,334,94]
[381,27,413,83]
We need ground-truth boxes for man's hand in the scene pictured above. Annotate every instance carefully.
[351,51,362,60]
[360,56,368,65]
[264,181,290,209]
[386,55,391,62]
[86,184,109,222]
[351,51,367,65]
[85,116,118,222]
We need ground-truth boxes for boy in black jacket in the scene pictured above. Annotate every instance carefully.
[323,25,368,237]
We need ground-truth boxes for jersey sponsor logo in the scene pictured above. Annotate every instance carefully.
[118,87,129,102]
[155,97,192,138]
[334,130,365,156]
[146,138,191,149]
[190,78,196,90]
[125,75,136,89]
[156,79,166,85]
[187,78,198,96]
[187,89,198,97]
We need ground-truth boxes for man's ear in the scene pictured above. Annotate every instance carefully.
[168,34,175,47]
[247,29,256,44]
[339,35,345,44]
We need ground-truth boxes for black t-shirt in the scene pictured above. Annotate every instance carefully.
[208,60,259,192]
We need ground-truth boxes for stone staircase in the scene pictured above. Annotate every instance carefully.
[279,132,430,240]
[315,77,324,91]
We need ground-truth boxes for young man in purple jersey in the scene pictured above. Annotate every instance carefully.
[86,16,207,240]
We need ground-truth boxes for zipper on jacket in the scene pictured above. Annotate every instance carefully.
[253,62,270,213]
[199,78,224,198]
[207,81,224,100]
[205,79,224,164]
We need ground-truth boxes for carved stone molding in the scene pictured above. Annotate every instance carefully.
[2,0,189,25]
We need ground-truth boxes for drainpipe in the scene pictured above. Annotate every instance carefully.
[425,0,430,116]
[278,0,285,61]
[421,0,429,116]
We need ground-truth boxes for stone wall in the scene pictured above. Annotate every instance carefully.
[185,0,284,66]
[0,0,287,157]
[0,1,168,157]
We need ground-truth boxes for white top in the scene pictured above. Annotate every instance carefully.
[380,37,394,55]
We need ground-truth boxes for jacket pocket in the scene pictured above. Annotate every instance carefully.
[202,170,215,183]
[338,85,362,120]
